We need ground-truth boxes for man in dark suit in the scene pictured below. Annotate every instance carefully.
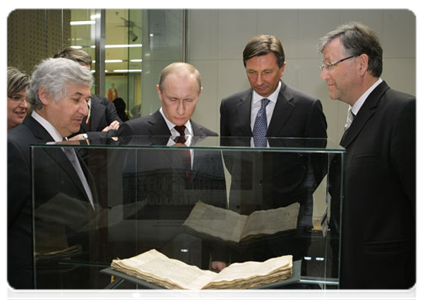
[319,22,415,289]
[54,48,122,212]
[219,35,327,266]
[117,62,227,271]
[119,62,216,137]
[8,58,102,289]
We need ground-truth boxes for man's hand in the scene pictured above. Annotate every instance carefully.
[68,133,86,141]
[211,261,227,272]
[102,120,120,132]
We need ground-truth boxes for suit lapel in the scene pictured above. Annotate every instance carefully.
[79,120,89,132]
[267,81,295,137]
[27,117,95,206]
[190,120,209,139]
[148,110,172,136]
[340,81,389,148]
[89,99,105,131]
[236,90,254,136]
[44,147,94,206]
[25,116,54,142]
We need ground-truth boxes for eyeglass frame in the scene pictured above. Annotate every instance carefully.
[7,94,27,103]
[320,55,356,71]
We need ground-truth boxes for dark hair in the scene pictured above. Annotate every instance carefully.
[113,97,126,110]
[54,47,93,66]
[243,35,285,67]
[318,22,383,77]
[113,97,129,122]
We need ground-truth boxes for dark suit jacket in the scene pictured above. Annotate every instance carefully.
[339,81,415,289]
[8,116,100,289]
[115,110,227,267]
[220,80,327,139]
[71,94,122,140]
[219,80,327,263]
[220,80,327,214]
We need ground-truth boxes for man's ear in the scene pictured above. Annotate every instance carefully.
[156,84,162,101]
[357,54,369,76]
[38,85,50,105]
[279,62,287,78]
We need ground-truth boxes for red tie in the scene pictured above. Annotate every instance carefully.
[174,125,191,181]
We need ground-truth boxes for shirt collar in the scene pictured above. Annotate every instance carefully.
[252,80,281,104]
[31,111,63,143]
[351,78,383,115]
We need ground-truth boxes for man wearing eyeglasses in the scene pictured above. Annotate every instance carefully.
[319,22,415,289]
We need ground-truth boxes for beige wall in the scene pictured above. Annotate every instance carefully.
[188,9,416,144]
[7,10,71,75]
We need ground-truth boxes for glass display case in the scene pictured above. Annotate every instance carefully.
[30,136,345,289]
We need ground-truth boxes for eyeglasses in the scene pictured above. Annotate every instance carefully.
[320,55,355,71]
[8,94,27,103]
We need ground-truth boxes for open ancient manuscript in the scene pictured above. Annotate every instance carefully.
[111,249,293,289]
[182,201,300,244]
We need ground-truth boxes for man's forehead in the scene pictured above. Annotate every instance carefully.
[324,38,343,53]
[66,84,91,95]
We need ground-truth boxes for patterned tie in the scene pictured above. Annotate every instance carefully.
[174,125,192,180]
[344,107,355,131]
[253,98,270,147]
[62,146,94,209]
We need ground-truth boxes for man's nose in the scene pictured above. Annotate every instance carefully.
[256,73,264,85]
[80,101,89,116]
[320,67,329,80]
[177,100,185,114]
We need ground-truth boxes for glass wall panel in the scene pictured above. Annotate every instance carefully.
[8,9,185,120]
[140,9,185,117]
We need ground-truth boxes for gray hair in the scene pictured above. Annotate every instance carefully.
[158,62,202,93]
[27,58,93,111]
[8,66,30,97]
[318,22,383,77]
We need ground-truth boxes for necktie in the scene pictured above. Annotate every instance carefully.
[174,125,187,144]
[62,146,95,209]
[174,125,192,180]
[344,107,355,131]
[253,98,270,147]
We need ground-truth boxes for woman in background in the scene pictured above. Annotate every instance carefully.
[7,67,30,130]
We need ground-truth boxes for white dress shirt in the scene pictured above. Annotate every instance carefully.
[350,78,383,116]
[250,80,281,131]
[159,107,194,168]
